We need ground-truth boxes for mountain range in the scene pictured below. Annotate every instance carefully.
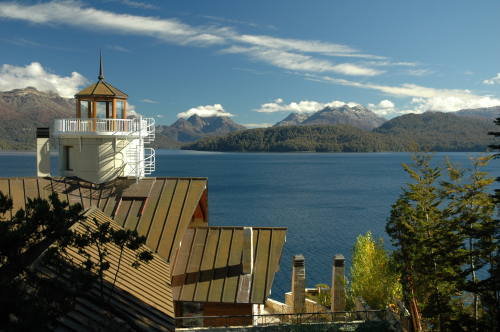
[0,88,245,150]
[0,87,498,151]
[185,112,497,152]
[274,104,386,130]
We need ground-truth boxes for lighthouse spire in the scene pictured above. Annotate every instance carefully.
[98,50,104,81]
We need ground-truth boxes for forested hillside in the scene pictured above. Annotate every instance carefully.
[184,112,496,152]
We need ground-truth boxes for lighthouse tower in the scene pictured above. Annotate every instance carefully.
[51,57,155,184]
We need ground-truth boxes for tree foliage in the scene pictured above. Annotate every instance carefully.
[386,155,499,331]
[0,191,153,331]
[182,113,496,153]
[350,231,401,310]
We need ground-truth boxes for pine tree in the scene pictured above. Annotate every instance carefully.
[386,155,465,330]
[440,156,499,330]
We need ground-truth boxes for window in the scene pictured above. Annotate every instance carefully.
[64,146,73,171]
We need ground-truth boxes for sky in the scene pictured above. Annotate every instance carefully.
[1,0,500,127]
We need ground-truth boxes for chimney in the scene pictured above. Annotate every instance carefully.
[242,227,253,274]
[331,254,346,312]
[291,254,305,313]
[36,127,50,177]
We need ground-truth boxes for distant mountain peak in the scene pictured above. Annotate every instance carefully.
[275,104,386,130]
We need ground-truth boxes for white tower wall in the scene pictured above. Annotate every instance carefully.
[58,136,145,184]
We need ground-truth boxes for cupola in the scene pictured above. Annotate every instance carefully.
[74,54,128,120]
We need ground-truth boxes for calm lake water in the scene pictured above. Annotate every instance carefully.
[0,150,495,300]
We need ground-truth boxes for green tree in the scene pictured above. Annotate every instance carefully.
[386,155,465,331]
[350,231,401,310]
[0,191,153,331]
[441,156,498,330]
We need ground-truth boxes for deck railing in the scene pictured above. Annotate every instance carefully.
[175,309,390,329]
[53,118,154,135]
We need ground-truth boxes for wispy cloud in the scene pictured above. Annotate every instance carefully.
[201,15,276,30]
[242,123,273,128]
[177,104,234,118]
[255,98,358,113]
[0,62,87,98]
[107,44,131,52]
[313,74,500,113]
[118,0,158,10]
[0,1,387,77]
[222,46,382,76]
[141,98,158,104]
[0,1,225,46]
[483,73,500,85]
[407,68,433,77]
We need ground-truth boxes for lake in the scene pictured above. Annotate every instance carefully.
[0,150,495,300]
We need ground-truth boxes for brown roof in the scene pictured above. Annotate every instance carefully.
[46,208,175,331]
[0,177,208,263]
[75,80,128,98]
[172,226,287,304]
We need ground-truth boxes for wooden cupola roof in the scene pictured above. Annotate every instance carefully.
[75,53,128,99]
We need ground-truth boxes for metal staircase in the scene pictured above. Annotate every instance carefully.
[125,116,156,181]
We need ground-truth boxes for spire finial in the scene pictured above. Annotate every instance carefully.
[98,50,104,81]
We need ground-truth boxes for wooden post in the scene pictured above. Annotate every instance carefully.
[92,100,97,131]
[122,100,127,119]
[76,100,81,118]
[87,101,92,118]
[112,98,117,131]
[112,98,117,119]
[106,101,110,118]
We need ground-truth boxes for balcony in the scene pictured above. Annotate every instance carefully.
[52,118,155,139]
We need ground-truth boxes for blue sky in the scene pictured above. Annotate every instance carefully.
[1,0,500,126]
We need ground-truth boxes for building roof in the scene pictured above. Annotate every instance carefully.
[75,80,128,99]
[44,208,175,331]
[0,175,286,308]
[172,226,287,304]
[0,176,208,263]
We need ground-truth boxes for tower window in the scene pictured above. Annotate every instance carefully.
[64,146,73,171]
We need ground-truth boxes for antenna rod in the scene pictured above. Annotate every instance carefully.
[98,50,104,80]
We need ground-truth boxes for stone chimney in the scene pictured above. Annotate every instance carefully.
[36,127,50,177]
[291,254,305,313]
[242,227,253,274]
[331,254,346,312]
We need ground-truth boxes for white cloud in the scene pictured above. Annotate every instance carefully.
[0,62,87,98]
[367,100,398,116]
[407,68,433,77]
[231,34,383,59]
[0,1,225,46]
[255,98,358,113]
[242,123,273,128]
[107,44,130,52]
[222,46,382,76]
[177,104,234,118]
[118,0,158,10]
[156,114,164,118]
[141,98,158,104]
[317,75,500,112]
[483,73,500,85]
[0,1,385,77]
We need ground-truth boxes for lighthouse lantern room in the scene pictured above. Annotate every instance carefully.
[51,56,155,184]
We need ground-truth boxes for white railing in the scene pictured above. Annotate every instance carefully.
[144,148,156,175]
[53,118,155,137]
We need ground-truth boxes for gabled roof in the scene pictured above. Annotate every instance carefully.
[45,208,175,331]
[172,226,287,304]
[0,177,208,263]
[75,80,128,98]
